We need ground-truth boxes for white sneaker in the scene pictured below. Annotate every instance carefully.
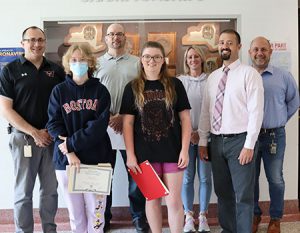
[198,214,210,232]
[183,214,196,232]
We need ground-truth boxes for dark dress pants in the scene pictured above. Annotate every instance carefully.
[210,133,257,233]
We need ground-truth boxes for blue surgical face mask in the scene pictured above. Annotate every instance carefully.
[70,62,88,77]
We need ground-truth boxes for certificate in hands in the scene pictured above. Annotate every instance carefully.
[67,163,113,195]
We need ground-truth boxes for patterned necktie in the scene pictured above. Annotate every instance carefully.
[212,66,230,131]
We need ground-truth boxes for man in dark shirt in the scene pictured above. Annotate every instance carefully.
[0,26,64,233]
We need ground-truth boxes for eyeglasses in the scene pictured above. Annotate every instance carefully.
[23,38,46,44]
[142,54,164,62]
[106,32,125,38]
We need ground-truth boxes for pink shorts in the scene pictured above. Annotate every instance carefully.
[150,162,184,176]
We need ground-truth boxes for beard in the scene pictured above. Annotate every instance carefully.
[252,57,269,69]
[110,39,126,49]
[254,56,269,65]
[220,49,231,60]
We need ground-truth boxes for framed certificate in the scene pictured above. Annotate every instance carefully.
[67,164,113,195]
[125,33,140,56]
[147,32,176,65]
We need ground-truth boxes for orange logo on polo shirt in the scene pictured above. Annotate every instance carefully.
[44,71,55,77]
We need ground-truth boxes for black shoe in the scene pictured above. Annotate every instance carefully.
[133,218,150,233]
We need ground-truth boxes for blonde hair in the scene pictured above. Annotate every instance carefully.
[183,45,207,75]
[62,43,97,76]
[131,41,176,110]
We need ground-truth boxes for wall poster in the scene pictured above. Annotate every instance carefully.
[0,48,24,71]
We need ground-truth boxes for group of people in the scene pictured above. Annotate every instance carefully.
[198,30,299,233]
[0,23,298,233]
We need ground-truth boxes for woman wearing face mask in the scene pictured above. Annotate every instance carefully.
[120,41,191,233]
[47,43,112,233]
[177,46,212,233]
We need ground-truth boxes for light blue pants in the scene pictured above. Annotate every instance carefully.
[10,132,58,233]
[181,144,212,213]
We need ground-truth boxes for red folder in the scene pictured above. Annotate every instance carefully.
[128,160,169,200]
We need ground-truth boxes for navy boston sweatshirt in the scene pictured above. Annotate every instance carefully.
[47,75,112,170]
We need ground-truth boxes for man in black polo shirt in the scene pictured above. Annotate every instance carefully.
[0,26,64,233]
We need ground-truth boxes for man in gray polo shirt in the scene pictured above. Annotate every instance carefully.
[96,23,149,233]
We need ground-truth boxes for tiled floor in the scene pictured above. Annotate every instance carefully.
[106,222,300,232]
[1,205,300,233]
[1,222,300,233]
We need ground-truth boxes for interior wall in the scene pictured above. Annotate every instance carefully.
[44,20,236,76]
[0,0,298,209]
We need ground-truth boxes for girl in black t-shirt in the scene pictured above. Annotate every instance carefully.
[120,41,191,233]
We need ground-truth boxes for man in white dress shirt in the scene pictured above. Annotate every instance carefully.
[198,29,264,233]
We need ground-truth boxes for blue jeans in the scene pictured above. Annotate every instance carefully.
[210,133,257,233]
[254,127,286,219]
[181,144,212,213]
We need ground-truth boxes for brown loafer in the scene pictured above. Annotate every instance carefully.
[252,215,261,233]
[267,219,280,233]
